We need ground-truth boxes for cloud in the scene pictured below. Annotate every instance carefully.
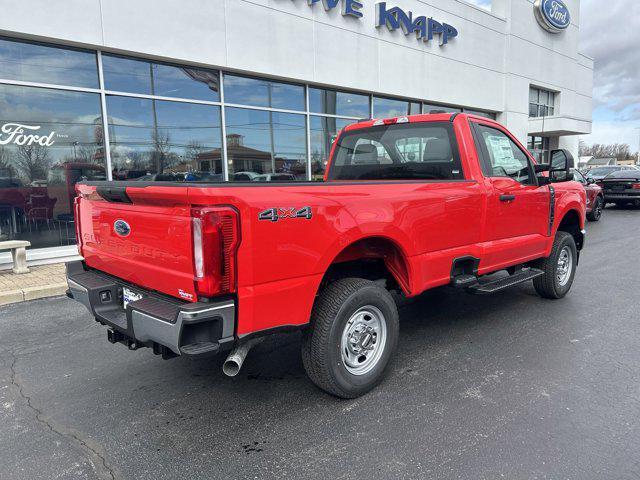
[579,0,640,148]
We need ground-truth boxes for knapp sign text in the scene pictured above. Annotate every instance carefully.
[300,0,459,46]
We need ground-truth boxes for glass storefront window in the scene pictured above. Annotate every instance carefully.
[107,96,223,181]
[423,103,462,114]
[0,37,98,88]
[310,116,352,180]
[225,107,307,181]
[102,54,220,101]
[308,88,370,118]
[373,97,420,118]
[223,75,304,111]
[463,108,496,119]
[0,84,104,247]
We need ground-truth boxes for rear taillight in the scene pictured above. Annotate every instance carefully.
[73,196,83,256]
[632,183,640,190]
[191,206,240,298]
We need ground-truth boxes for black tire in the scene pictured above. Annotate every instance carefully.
[532,231,577,299]
[301,278,399,398]
[586,196,603,221]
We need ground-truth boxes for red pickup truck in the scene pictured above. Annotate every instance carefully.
[66,113,586,398]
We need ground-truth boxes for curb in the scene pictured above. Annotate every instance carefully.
[0,283,68,306]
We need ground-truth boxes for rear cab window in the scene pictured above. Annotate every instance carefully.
[328,122,464,181]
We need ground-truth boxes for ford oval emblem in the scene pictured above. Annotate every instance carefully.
[534,0,570,33]
[113,219,131,237]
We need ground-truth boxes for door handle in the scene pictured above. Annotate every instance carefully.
[499,194,516,202]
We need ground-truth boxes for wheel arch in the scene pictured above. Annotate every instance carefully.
[318,235,413,296]
[556,208,584,251]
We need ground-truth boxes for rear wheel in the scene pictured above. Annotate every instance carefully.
[587,196,603,221]
[301,278,399,398]
[532,231,577,299]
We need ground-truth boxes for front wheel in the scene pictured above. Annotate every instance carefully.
[301,278,399,398]
[532,231,577,299]
[587,196,603,221]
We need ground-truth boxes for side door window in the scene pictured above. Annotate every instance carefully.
[474,124,535,185]
[572,169,587,185]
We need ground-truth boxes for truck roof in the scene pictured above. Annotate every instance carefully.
[343,112,495,132]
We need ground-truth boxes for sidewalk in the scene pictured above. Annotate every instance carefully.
[0,263,67,306]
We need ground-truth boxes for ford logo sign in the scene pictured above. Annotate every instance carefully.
[534,0,570,33]
[113,220,131,237]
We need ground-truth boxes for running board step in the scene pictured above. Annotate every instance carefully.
[468,268,544,295]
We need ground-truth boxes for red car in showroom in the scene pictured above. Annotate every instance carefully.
[572,169,604,221]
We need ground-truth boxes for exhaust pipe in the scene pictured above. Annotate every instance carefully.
[223,338,263,377]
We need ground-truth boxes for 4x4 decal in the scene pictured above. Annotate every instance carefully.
[259,207,312,222]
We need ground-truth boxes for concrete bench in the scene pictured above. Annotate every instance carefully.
[0,240,30,274]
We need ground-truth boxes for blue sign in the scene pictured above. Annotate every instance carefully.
[306,0,364,18]
[375,2,458,45]
[534,0,571,33]
[301,0,458,46]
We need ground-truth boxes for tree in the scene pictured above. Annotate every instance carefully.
[0,146,16,177]
[578,142,634,161]
[14,143,50,182]
[151,130,172,173]
[184,141,204,163]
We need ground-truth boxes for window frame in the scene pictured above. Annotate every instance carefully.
[222,72,306,112]
[470,120,538,186]
[327,121,468,182]
[528,86,556,118]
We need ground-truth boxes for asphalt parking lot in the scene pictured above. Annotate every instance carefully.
[1,206,640,480]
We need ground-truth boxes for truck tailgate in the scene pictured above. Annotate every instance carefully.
[76,185,197,301]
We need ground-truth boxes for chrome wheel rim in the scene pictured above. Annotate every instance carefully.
[340,306,387,376]
[556,246,573,287]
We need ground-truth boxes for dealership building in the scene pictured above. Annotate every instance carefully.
[0,0,593,267]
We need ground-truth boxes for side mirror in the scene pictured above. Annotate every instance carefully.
[534,163,550,173]
[587,177,596,185]
[537,175,551,186]
[549,149,574,182]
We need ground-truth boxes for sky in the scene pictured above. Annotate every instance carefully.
[578,0,640,150]
[467,0,640,151]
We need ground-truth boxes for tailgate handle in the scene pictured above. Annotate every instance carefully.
[96,186,132,204]
[499,194,516,202]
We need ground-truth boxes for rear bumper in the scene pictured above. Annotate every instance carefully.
[66,261,235,358]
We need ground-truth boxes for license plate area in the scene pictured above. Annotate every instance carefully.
[123,287,144,309]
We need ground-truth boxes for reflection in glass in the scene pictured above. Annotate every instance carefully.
[223,75,304,111]
[102,54,220,101]
[310,116,352,180]
[0,84,104,248]
[225,107,307,181]
[423,103,462,114]
[0,37,98,88]
[463,108,496,119]
[309,88,370,118]
[106,96,223,181]
[373,97,419,118]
